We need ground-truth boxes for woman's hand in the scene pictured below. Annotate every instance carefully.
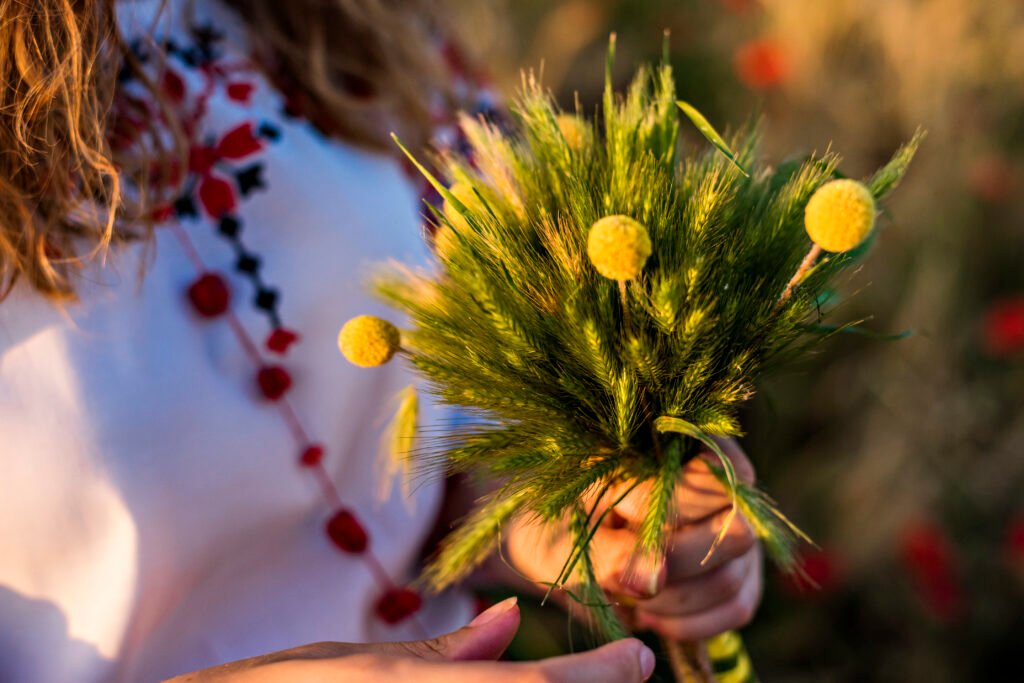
[165,597,656,682]
[507,439,762,642]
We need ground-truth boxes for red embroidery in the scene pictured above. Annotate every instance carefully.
[135,20,466,633]
[226,81,255,103]
[187,273,231,317]
[257,365,293,401]
[110,111,146,150]
[266,328,300,354]
[217,122,264,159]
[151,205,175,223]
[198,175,237,217]
[375,588,423,624]
[189,146,218,175]
[300,444,325,467]
[326,509,369,554]
[162,69,187,103]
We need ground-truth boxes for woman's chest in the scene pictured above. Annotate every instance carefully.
[0,109,445,682]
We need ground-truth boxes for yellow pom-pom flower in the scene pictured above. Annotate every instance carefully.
[587,215,652,281]
[339,315,401,367]
[804,179,877,253]
[556,114,592,152]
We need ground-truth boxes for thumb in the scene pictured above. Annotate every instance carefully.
[382,596,521,662]
[539,638,656,682]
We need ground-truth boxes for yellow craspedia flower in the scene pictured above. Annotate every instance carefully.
[587,215,652,281]
[339,315,401,367]
[556,114,592,151]
[804,179,877,253]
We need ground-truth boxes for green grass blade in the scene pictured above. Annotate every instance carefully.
[654,416,739,564]
[391,133,465,213]
[677,101,750,177]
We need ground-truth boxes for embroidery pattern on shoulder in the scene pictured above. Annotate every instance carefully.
[116,23,297,354]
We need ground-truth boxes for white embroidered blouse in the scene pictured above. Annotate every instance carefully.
[0,2,474,681]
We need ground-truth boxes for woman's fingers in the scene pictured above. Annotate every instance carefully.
[322,638,656,683]
[165,594,659,683]
[635,547,764,642]
[187,597,522,680]
[634,549,757,617]
[594,438,756,530]
[599,461,727,527]
[587,506,754,598]
[506,515,643,595]
[506,437,759,612]
[564,493,755,598]
[531,637,656,683]
[705,436,756,486]
[389,596,522,661]
[664,506,757,581]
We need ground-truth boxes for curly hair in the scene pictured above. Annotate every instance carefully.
[0,0,453,301]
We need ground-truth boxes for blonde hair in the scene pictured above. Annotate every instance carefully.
[0,0,453,301]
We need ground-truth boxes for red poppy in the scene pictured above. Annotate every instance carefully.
[720,0,758,14]
[1006,515,1024,567]
[982,297,1024,357]
[967,155,1014,204]
[735,39,788,90]
[781,547,843,596]
[899,521,965,622]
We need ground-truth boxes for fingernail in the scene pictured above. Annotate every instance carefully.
[637,642,656,680]
[646,570,661,596]
[618,571,660,599]
[468,596,517,627]
[619,554,665,598]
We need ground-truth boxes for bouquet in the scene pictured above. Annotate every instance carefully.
[338,38,920,682]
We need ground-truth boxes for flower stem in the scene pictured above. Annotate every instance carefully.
[618,280,633,329]
[779,244,823,305]
[663,638,715,683]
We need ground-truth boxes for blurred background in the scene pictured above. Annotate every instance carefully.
[458,1,1024,680]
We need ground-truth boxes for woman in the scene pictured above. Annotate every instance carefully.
[0,1,762,681]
